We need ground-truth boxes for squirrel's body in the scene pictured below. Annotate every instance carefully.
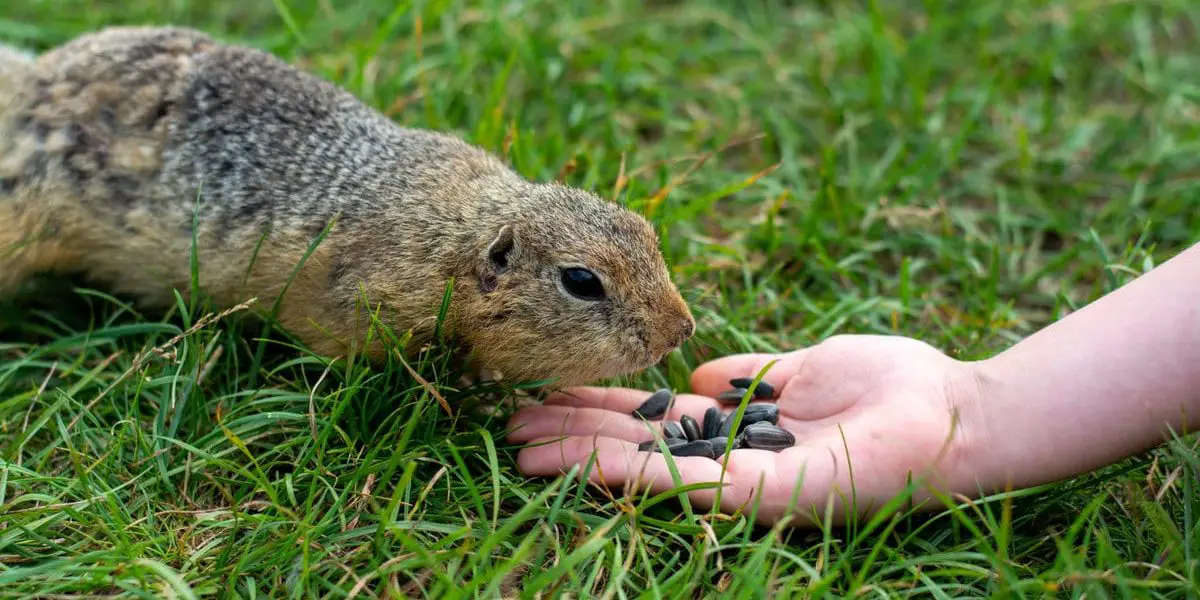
[0,27,695,388]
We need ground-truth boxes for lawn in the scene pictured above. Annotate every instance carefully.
[2,0,1200,597]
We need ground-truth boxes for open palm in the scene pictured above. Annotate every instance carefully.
[506,335,985,525]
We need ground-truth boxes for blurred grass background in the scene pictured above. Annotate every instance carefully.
[1,0,1198,597]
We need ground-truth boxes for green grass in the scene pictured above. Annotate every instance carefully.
[3,0,1200,596]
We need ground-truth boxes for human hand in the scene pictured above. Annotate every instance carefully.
[506,335,990,526]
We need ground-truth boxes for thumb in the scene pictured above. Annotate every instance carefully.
[689,349,809,399]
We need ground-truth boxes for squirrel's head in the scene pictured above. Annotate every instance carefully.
[456,180,695,389]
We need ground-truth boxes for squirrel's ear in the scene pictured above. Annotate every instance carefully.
[478,224,516,294]
[486,224,516,274]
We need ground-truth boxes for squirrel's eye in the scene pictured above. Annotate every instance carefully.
[561,268,606,301]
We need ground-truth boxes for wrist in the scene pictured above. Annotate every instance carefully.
[933,242,1200,498]
[950,341,1197,496]
[939,355,1011,494]
[955,349,1109,493]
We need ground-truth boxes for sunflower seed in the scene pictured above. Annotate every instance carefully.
[663,420,686,440]
[632,388,673,420]
[739,403,779,429]
[740,422,795,451]
[638,437,688,452]
[670,439,717,458]
[729,378,777,399]
[680,414,701,441]
[709,436,737,454]
[717,388,749,405]
[718,403,778,438]
[702,407,723,439]
[718,412,735,437]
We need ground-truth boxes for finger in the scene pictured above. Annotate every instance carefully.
[506,404,661,444]
[515,434,748,513]
[505,390,722,444]
[690,350,809,399]
[542,386,721,414]
[506,402,832,449]
[515,434,844,523]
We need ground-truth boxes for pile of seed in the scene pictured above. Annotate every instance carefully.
[630,378,794,460]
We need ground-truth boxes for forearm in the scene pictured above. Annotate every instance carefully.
[966,241,1200,490]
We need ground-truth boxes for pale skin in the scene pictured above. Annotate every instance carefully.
[506,241,1200,526]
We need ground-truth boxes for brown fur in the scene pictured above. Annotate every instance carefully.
[0,27,695,389]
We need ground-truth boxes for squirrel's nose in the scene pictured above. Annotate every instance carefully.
[648,315,694,359]
[667,314,695,350]
[677,316,695,345]
[648,303,695,359]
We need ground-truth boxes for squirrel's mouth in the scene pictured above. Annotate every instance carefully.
[640,348,671,372]
[644,336,689,368]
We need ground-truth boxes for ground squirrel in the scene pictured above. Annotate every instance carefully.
[0,26,695,389]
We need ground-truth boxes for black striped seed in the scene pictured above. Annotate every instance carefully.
[638,437,688,452]
[709,436,736,454]
[718,412,735,438]
[632,388,674,420]
[740,422,795,451]
[729,378,777,399]
[670,439,717,458]
[717,388,749,405]
[663,420,686,440]
[702,407,722,439]
[680,414,701,441]
[721,404,779,438]
[739,403,780,431]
